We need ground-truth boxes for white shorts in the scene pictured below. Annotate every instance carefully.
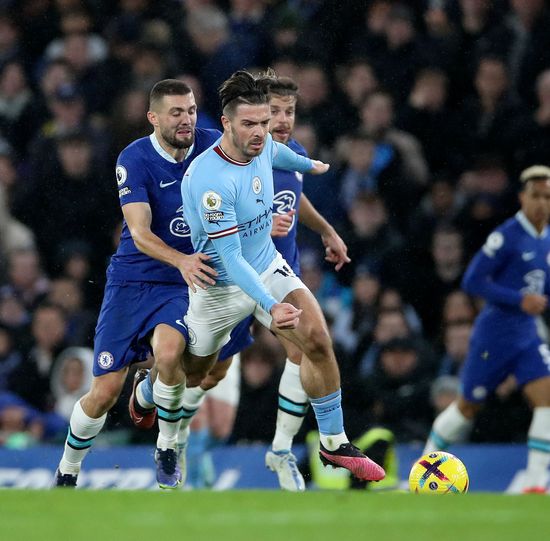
[207,353,241,406]
[185,252,306,356]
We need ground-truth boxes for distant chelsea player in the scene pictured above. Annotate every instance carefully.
[424,165,550,493]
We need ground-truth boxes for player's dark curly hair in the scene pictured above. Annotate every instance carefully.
[219,70,274,116]
[149,79,192,110]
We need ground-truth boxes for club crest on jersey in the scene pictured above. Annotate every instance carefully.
[170,205,191,237]
[116,165,127,186]
[202,191,222,211]
[252,176,262,194]
[274,190,296,214]
[97,351,114,369]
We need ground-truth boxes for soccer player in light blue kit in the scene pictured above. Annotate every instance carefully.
[424,165,550,493]
[53,80,251,489]
[175,75,351,490]
[181,70,385,482]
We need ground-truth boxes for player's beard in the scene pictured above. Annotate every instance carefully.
[230,126,264,160]
[161,126,193,150]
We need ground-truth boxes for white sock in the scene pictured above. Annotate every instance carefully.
[320,431,348,451]
[423,401,473,455]
[525,407,550,487]
[272,359,309,452]
[58,400,107,475]
[177,386,207,445]
[153,377,185,450]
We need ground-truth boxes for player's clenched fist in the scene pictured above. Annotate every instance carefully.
[271,209,296,237]
[270,302,302,330]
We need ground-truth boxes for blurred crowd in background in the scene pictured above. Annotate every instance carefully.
[1,0,549,449]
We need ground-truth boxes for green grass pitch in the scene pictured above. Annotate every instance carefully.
[1,490,547,541]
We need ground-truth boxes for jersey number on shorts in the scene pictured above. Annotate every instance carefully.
[274,263,295,278]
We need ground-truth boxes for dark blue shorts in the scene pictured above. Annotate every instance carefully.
[93,282,253,376]
[461,333,550,402]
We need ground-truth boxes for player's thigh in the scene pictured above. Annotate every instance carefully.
[277,288,332,353]
[93,282,188,376]
[460,337,514,403]
[185,285,255,357]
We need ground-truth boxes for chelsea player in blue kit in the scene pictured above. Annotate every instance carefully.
[424,165,550,493]
[182,70,385,483]
[53,80,251,489]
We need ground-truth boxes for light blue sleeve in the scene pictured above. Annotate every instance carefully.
[272,140,313,173]
[211,234,278,314]
[196,175,277,314]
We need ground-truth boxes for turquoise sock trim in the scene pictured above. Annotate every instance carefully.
[278,395,308,416]
[156,405,184,422]
[528,437,550,453]
[66,428,94,450]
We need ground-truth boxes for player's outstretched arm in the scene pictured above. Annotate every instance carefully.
[307,159,330,175]
[298,194,350,271]
[122,202,217,292]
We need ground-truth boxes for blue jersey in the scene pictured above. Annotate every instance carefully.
[462,211,550,350]
[272,139,307,275]
[182,133,313,313]
[107,128,221,284]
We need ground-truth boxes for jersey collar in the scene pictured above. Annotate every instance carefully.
[149,133,194,164]
[516,211,548,238]
[214,145,252,166]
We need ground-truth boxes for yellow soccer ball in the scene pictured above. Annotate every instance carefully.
[409,451,469,494]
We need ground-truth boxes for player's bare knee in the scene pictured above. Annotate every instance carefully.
[154,344,183,372]
[303,326,333,360]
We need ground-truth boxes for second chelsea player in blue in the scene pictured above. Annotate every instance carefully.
[424,165,550,493]
[182,70,385,482]
[54,80,251,489]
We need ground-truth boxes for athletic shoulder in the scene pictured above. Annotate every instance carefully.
[288,138,308,158]
[481,216,517,258]
[194,127,222,151]
[117,136,151,164]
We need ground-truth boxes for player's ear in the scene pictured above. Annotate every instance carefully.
[147,110,158,127]
[221,115,231,131]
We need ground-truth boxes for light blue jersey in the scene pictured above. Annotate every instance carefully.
[182,133,313,313]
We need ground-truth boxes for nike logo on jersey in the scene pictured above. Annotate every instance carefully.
[160,179,178,188]
[175,319,186,327]
[522,252,536,261]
